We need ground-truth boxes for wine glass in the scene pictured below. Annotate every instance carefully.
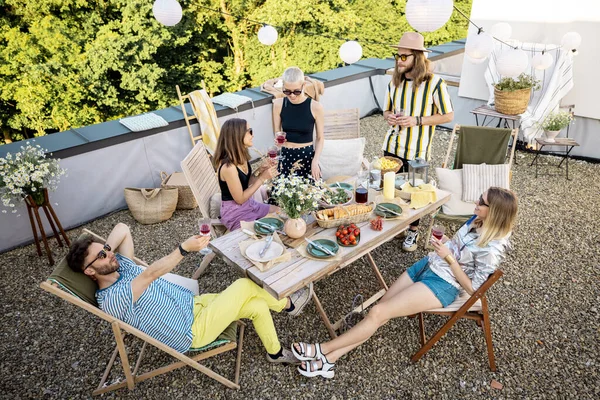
[267,145,279,161]
[431,224,445,241]
[198,218,212,255]
[275,131,286,146]
[394,105,405,118]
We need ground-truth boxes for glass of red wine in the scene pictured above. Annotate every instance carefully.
[355,170,369,204]
[267,145,279,161]
[275,131,286,145]
[431,224,445,241]
[198,218,212,255]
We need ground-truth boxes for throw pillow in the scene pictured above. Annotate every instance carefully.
[209,193,222,219]
[435,168,477,216]
[462,163,510,202]
[320,138,366,181]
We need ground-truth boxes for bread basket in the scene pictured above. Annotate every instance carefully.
[314,203,375,229]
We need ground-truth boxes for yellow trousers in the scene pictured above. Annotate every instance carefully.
[191,278,287,354]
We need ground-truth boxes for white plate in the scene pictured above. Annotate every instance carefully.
[245,241,284,263]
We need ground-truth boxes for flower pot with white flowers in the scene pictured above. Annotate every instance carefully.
[540,111,573,143]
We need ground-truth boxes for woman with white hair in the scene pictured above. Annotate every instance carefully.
[272,66,324,180]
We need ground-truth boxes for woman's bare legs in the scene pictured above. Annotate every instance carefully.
[379,271,414,303]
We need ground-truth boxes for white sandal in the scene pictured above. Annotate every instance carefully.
[297,353,335,379]
[291,342,323,361]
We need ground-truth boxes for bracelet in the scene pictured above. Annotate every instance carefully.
[178,243,190,257]
[444,254,456,265]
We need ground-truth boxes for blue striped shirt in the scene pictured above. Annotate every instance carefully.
[96,254,195,353]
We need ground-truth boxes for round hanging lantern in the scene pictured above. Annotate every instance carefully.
[465,54,488,65]
[490,23,512,41]
[339,41,363,64]
[496,48,528,78]
[405,0,454,33]
[465,32,494,60]
[561,32,582,51]
[153,0,183,27]
[258,25,278,46]
[532,52,553,70]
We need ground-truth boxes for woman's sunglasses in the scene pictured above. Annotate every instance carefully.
[282,86,303,96]
[83,243,111,271]
[393,53,414,62]
[246,128,253,136]
[478,194,489,208]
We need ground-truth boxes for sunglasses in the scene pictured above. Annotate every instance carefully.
[478,194,489,208]
[83,243,111,272]
[246,128,253,136]
[393,53,414,62]
[282,86,303,96]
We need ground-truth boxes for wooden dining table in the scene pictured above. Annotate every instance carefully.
[209,188,451,338]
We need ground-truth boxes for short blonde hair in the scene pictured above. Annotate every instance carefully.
[283,66,304,84]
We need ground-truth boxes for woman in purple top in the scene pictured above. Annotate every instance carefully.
[214,118,280,231]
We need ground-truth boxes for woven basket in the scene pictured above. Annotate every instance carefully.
[314,203,374,229]
[494,87,531,115]
[161,171,197,210]
[380,156,403,176]
[124,188,178,225]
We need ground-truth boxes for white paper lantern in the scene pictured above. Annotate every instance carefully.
[561,32,582,51]
[496,49,528,78]
[339,41,363,64]
[465,54,488,65]
[153,0,182,27]
[258,25,278,46]
[405,0,454,32]
[490,23,512,41]
[532,52,553,70]
[465,32,494,60]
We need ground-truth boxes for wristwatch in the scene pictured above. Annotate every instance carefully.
[178,243,190,257]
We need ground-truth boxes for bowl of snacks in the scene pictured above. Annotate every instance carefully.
[373,156,402,175]
[319,188,353,209]
[336,224,361,247]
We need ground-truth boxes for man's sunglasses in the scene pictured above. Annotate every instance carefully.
[83,243,111,272]
[393,53,414,62]
[282,86,303,96]
[478,194,489,208]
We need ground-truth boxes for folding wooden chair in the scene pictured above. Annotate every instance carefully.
[176,84,204,147]
[411,269,503,371]
[425,124,518,247]
[40,229,245,395]
[322,108,360,140]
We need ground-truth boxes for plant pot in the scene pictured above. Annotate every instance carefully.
[284,217,307,239]
[544,130,561,143]
[494,87,531,115]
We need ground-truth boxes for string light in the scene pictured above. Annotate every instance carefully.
[152,0,182,27]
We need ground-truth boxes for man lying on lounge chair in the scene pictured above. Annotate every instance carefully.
[66,223,310,364]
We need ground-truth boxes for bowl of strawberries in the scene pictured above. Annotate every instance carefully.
[335,224,361,247]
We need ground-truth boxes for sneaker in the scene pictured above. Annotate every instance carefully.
[287,283,313,317]
[402,229,419,252]
[266,348,301,365]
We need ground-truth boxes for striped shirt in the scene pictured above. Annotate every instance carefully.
[96,254,195,353]
[382,74,453,161]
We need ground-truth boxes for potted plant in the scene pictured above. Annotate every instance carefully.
[0,141,66,213]
[493,73,541,115]
[540,111,573,142]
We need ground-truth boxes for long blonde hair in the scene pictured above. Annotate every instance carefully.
[213,118,250,168]
[392,50,433,89]
[475,187,518,247]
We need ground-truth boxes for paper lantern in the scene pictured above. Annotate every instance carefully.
[561,32,582,51]
[258,25,278,46]
[153,0,182,27]
[465,32,494,60]
[490,23,512,41]
[532,52,553,70]
[405,0,454,32]
[339,41,363,64]
[496,49,528,78]
[465,54,488,65]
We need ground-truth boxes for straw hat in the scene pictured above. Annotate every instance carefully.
[390,32,431,53]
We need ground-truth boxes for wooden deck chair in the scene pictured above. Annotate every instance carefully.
[40,229,245,395]
[425,124,517,247]
[411,269,503,371]
[176,84,203,147]
[322,108,360,140]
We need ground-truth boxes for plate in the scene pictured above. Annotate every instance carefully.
[319,189,353,209]
[395,176,406,189]
[306,239,339,259]
[254,217,284,235]
[329,182,353,191]
[337,233,360,247]
[245,240,284,263]
[374,203,403,219]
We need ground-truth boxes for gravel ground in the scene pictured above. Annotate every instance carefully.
[1,115,599,399]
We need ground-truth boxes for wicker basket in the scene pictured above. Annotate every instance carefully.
[124,188,178,225]
[379,156,403,175]
[314,203,374,229]
[494,87,531,115]
[160,171,198,210]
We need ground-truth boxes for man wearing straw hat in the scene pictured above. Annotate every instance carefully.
[383,31,454,252]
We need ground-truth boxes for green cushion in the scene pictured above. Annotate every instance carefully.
[454,126,512,169]
[48,234,99,306]
[189,322,238,352]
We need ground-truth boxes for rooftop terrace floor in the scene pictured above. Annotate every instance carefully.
[1,115,599,398]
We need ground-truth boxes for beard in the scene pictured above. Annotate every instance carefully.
[94,257,120,275]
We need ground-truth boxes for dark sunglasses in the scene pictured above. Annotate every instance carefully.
[282,86,303,96]
[83,243,111,272]
[246,128,253,135]
[393,53,414,62]
[478,194,489,207]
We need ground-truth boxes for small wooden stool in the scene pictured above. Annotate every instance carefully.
[25,188,70,265]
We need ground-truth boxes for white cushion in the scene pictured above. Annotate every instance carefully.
[209,193,221,219]
[320,138,366,181]
[462,163,510,202]
[435,168,476,216]
[426,290,482,313]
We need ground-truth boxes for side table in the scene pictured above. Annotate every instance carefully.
[471,105,521,129]
[530,138,580,180]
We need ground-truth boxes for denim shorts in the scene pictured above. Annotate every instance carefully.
[407,257,459,308]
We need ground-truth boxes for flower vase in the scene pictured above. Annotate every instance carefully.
[30,190,46,206]
[284,217,307,239]
[544,130,561,143]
